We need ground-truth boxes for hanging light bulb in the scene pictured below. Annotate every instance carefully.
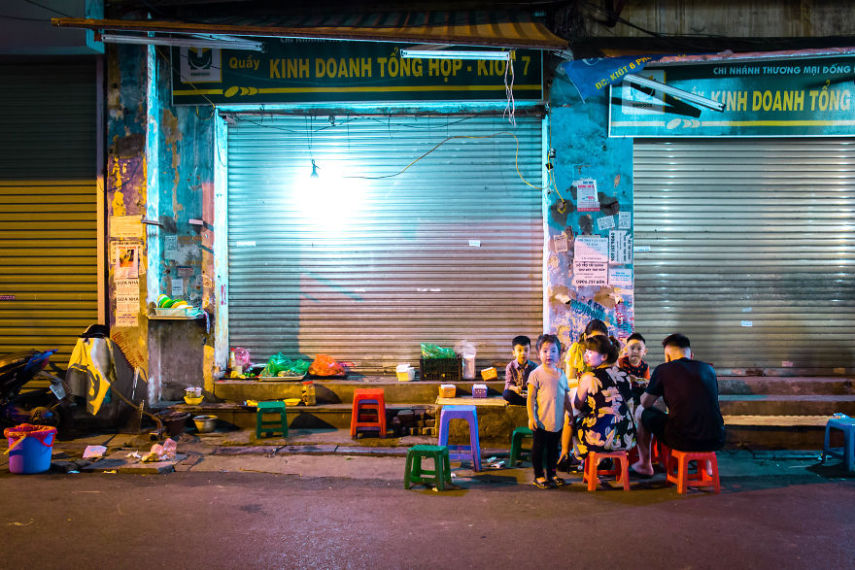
[310,159,320,178]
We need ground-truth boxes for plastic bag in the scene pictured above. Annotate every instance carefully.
[261,353,310,377]
[454,340,477,380]
[420,343,455,359]
[309,354,346,377]
[233,347,251,370]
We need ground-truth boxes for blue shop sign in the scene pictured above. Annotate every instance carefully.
[171,39,542,106]
[609,56,855,137]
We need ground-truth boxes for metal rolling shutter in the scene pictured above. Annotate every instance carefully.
[0,62,98,363]
[634,139,855,374]
[227,114,543,371]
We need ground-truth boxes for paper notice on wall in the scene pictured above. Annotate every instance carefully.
[164,235,178,261]
[597,215,615,231]
[572,260,608,287]
[619,211,632,229]
[172,277,185,298]
[112,241,140,279]
[110,215,143,239]
[575,178,600,212]
[609,230,633,264]
[609,267,633,288]
[574,235,609,262]
[552,233,569,253]
[115,278,139,328]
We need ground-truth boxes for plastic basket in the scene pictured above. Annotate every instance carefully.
[420,356,461,382]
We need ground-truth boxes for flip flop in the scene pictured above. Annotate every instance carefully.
[550,477,567,487]
[532,479,551,489]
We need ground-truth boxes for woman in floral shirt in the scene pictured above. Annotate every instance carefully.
[573,335,636,459]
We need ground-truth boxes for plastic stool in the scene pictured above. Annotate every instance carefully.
[821,416,855,472]
[404,445,453,490]
[666,450,720,494]
[350,388,386,438]
[509,426,533,466]
[255,401,288,438]
[583,450,630,491]
[438,405,481,472]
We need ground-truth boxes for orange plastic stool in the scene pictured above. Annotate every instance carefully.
[666,449,720,494]
[583,450,630,492]
[350,388,386,438]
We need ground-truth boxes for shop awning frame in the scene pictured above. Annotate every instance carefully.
[52,14,568,51]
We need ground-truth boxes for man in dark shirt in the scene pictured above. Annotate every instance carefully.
[630,333,726,477]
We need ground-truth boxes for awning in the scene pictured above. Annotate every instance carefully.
[52,11,567,51]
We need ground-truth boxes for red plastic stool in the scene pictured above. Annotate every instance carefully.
[583,450,630,491]
[350,388,386,438]
[666,449,720,494]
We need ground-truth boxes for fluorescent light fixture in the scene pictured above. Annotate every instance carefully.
[400,48,510,61]
[623,74,725,112]
[99,33,264,52]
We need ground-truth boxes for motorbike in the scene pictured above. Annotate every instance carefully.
[0,349,74,432]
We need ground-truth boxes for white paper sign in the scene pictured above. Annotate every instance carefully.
[110,215,143,239]
[609,230,633,264]
[552,233,569,253]
[609,267,633,288]
[164,235,178,261]
[619,211,632,229]
[574,235,609,262]
[115,278,139,328]
[575,178,600,212]
[597,215,615,231]
[572,260,608,286]
[172,277,185,298]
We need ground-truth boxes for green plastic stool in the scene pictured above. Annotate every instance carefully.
[404,445,452,490]
[256,401,288,438]
[509,426,534,466]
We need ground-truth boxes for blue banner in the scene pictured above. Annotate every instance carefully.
[561,55,657,101]
[609,55,855,137]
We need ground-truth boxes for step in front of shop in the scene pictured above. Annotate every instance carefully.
[718,376,855,396]
[213,378,506,404]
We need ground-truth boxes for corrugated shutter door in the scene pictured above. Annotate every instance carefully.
[0,62,98,363]
[634,139,855,373]
[227,114,543,370]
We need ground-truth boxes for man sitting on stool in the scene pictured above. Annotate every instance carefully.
[631,333,726,476]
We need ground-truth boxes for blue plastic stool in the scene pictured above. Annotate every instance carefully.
[438,404,481,472]
[821,415,855,473]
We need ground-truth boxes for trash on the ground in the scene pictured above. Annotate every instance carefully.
[490,461,505,469]
[127,451,142,460]
[486,456,497,463]
[82,445,107,460]
[141,438,177,462]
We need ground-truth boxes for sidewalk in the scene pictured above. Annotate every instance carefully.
[4,426,852,489]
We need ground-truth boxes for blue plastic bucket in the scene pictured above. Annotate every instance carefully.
[4,423,57,474]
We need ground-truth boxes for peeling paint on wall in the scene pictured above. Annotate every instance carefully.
[547,73,635,347]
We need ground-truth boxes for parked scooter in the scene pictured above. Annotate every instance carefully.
[0,349,74,432]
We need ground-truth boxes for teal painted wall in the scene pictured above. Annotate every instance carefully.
[546,72,635,348]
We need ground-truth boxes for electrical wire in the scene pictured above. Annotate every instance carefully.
[343,130,545,191]
[21,0,71,18]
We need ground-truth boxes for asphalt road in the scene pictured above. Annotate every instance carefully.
[1,465,853,569]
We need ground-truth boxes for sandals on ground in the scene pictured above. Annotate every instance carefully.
[532,478,551,489]
[550,477,567,487]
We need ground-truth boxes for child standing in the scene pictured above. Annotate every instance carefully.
[527,334,573,489]
[504,335,536,406]
[617,332,651,411]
